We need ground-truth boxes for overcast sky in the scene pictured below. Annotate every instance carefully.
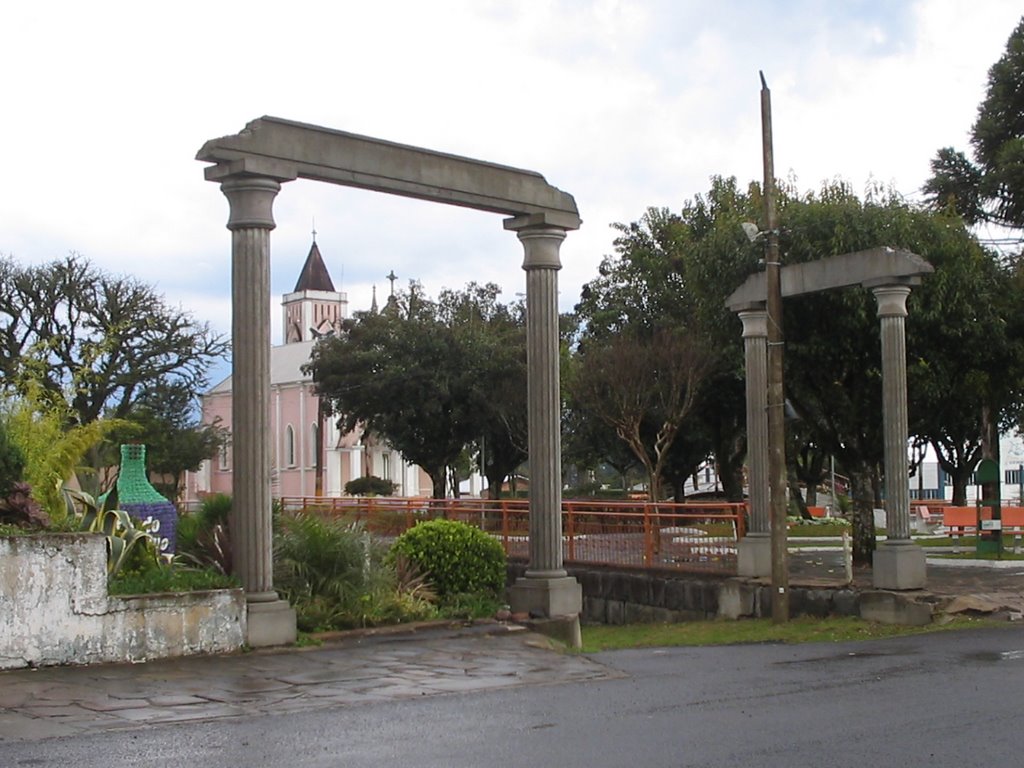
[3,1,1020,361]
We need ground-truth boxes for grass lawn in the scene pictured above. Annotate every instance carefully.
[930,550,1024,560]
[578,615,996,653]
[786,523,853,537]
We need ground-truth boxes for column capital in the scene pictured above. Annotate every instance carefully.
[509,224,567,271]
[220,176,283,231]
[871,284,912,318]
[738,307,769,339]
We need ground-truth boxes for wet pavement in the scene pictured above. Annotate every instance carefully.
[2,552,1022,745]
[0,623,616,743]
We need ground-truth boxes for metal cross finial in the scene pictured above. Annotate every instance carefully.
[311,217,317,243]
[386,270,398,295]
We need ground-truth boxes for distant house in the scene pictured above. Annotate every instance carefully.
[910,432,1024,506]
[185,239,432,501]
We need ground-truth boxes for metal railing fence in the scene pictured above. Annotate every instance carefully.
[276,496,747,575]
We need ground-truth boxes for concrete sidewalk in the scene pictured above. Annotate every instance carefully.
[0,622,615,743]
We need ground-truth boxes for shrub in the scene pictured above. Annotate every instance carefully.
[199,493,232,526]
[63,486,160,575]
[274,511,438,631]
[0,417,25,499]
[109,564,238,595]
[345,475,397,496]
[0,481,49,529]
[389,519,506,601]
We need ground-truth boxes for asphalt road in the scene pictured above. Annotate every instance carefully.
[4,625,1023,768]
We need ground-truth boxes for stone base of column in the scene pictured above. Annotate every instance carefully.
[872,541,927,590]
[737,533,772,577]
[509,575,582,619]
[246,599,297,647]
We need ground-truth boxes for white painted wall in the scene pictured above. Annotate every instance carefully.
[0,534,245,670]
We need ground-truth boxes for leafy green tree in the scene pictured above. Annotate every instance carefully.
[104,381,228,501]
[308,282,527,500]
[437,284,527,499]
[308,285,468,499]
[568,327,716,501]
[572,181,760,502]
[776,183,1024,558]
[579,177,1021,563]
[0,253,228,426]
[925,17,1024,229]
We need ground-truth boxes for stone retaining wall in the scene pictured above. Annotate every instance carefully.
[0,534,245,670]
[508,561,862,623]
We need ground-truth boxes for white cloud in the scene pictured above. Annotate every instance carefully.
[2,0,1020,337]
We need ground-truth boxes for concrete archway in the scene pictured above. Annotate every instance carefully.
[198,117,583,645]
[726,247,934,590]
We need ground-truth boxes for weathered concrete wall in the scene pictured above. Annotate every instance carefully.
[508,561,861,623]
[0,534,245,670]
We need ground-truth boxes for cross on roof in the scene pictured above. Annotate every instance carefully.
[386,270,398,295]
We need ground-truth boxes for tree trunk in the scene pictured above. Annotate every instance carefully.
[981,404,999,462]
[950,468,972,507]
[849,469,876,565]
[429,467,447,501]
[672,476,685,503]
[713,435,746,503]
[448,466,461,499]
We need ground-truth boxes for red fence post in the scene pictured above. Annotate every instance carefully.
[643,505,653,566]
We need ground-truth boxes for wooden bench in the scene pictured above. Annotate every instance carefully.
[941,506,976,553]
[911,504,940,532]
[1002,507,1024,553]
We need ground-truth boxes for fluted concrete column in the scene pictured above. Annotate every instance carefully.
[504,215,581,633]
[218,174,297,645]
[737,306,771,577]
[871,283,926,589]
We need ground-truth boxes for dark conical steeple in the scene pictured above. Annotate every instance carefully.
[282,235,347,344]
[293,241,336,293]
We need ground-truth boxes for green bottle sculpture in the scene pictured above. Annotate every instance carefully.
[116,444,177,554]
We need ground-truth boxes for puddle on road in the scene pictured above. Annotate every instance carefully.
[774,650,899,665]
[962,649,1024,662]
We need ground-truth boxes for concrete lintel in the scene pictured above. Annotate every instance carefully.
[504,211,582,232]
[198,116,579,220]
[725,247,933,310]
[204,157,299,183]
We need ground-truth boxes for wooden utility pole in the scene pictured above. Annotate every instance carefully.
[760,71,789,622]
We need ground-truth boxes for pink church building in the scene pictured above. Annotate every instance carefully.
[186,240,432,501]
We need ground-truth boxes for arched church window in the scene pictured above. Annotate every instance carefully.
[286,425,296,467]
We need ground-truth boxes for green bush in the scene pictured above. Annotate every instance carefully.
[274,511,436,631]
[390,519,506,600]
[109,563,238,595]
[0,418,26,499]
[199,493,232,526]
[345,475,397,496]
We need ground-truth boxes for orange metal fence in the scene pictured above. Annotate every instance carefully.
[277,496,747,575]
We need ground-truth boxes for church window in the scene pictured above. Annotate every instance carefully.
[285,425,296,467]
[382,453,391,481]
[218,444,230,471]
